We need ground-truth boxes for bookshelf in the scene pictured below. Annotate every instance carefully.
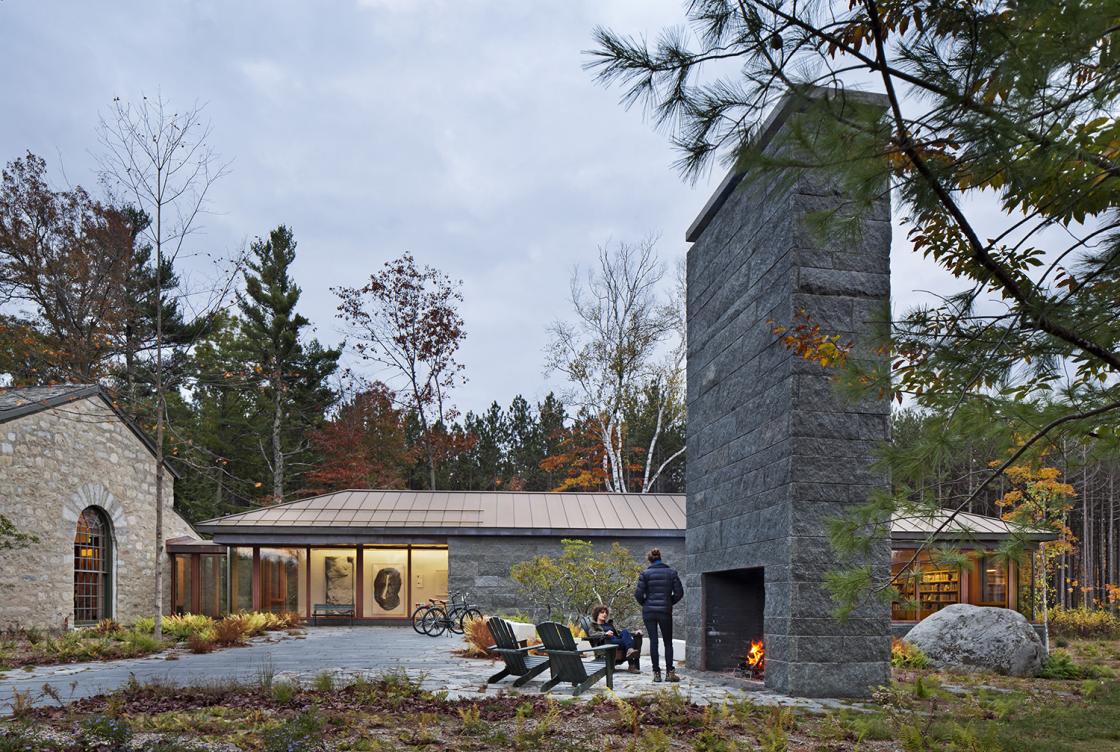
[893,568,960,620]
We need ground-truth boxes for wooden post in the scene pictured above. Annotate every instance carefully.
[355,545,364,620]
[190,553,202,615]
[251,547,261,611]
[169,554,178,615]
[304,546,312,620]
[407,546,414,617]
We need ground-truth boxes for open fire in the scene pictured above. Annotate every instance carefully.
[736,639,765,680]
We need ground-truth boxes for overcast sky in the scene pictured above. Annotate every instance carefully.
[1,1,955,414]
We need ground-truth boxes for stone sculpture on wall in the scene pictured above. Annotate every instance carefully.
[324,555,353,605]
[373,567,402,611]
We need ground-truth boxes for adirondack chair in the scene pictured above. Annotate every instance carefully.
[485,616,551,687]
[536,621,617,696]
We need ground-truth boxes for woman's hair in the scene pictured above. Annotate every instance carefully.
[647,548,662,563]
[591,604,610,621]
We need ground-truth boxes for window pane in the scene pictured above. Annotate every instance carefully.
[980,556,1008,606]
[230,548,253,612]
[260,548,304,614]
[173,556,192,615]
[199,555,228,617]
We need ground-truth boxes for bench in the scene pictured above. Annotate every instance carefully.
[312,603,355,626]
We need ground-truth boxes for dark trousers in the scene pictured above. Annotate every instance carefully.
[605,630,643,667]
[643,612,674,672]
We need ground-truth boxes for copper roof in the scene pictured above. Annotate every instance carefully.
[196,490,686,536]
[195,490,1055,542]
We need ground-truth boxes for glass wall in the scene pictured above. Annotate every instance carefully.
[172,555,192,615]
[199,555,228,617]
[230,547,254,612]
[260,548,305,614]
[977,555,1009,606]
[891,549,961,621]
[410,547,449,612]
[1016,554,1035,621]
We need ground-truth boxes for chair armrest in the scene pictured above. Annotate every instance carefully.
[577,644,620,655]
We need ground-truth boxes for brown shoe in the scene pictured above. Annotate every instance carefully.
[627,665,640,674]
[666,670,681,683]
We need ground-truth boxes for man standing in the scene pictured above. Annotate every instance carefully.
[634,547,684,682]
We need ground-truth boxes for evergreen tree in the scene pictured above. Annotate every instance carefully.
[238,225,340,503]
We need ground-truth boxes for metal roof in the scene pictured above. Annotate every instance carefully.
[0,384,101,422]
[196,490,686,537]
[195,490,1054,542]
[0,383,180,478]
[890,509,1056,542]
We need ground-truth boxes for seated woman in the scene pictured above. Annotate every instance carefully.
[587,604,642,673]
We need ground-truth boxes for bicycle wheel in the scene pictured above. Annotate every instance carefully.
[457,608,483,632]
[421,606,447,636]
[410,604,430,634]
[446,607,466,635]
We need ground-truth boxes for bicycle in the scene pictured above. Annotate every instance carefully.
[410,597,446,634]
[418,592,481,636]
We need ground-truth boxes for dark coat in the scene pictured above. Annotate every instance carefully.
[634,560,684,615]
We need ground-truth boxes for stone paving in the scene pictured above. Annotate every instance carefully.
[0,627,861,715]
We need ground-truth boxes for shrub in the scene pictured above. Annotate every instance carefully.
[262,709,323,752]
[461,615,494,658]
[162,614,215,641]
[312,672,334,692]
[1048,608,1120,640]
[271,680,297,704]
[1039,649,1111,680]
[510,538,644,624]
[92,619,121,636]
[131,617,155,635]
[186,633,215,654]
[122,630,163,654]
[80,715,132,751]
[213,617,247,646]
[891,638,931,669]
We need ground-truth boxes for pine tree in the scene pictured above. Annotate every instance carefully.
[238,225,339,504]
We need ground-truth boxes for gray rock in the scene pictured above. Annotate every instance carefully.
[904,604,1045,677]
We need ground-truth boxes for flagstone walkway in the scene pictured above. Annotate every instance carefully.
[0,627,859,714]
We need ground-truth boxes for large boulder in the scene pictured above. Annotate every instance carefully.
[904,604,1045,677]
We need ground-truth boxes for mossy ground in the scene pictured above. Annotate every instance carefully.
[3,641,1119,751]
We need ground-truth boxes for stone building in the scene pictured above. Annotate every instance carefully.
[0,385,194,630]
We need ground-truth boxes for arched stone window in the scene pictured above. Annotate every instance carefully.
[74,507,113,623]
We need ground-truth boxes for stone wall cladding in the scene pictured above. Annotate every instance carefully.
[0,395,180,630]
[448,535,685,632]
[685,93,891,697]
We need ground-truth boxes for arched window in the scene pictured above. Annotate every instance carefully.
[74,507,112,623]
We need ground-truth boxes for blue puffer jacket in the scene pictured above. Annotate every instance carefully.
[634,560,684,615]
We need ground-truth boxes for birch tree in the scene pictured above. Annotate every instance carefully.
[98,95,228,640]
[546,237,684,493]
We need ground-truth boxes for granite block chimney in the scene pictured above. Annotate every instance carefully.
[684,89,892,697]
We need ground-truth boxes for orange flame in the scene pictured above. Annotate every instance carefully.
[746,640,764,668]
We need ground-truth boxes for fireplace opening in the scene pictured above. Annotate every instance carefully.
[702,567,765,674]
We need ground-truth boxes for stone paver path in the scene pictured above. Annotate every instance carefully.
[0,627,860,714]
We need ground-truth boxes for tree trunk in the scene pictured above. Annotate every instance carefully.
[272,374,284,504]
[152,209,164,642]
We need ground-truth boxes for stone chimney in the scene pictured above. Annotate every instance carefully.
[684,88,892,697]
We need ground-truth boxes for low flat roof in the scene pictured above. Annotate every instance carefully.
[196,490,686,539]
[195,490,1056,544]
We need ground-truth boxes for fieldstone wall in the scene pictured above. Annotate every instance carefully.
[448,535,685,632]
[0,395,189,630]
[685,90,892,697]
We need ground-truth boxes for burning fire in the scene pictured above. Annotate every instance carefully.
[746,639,765,670]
